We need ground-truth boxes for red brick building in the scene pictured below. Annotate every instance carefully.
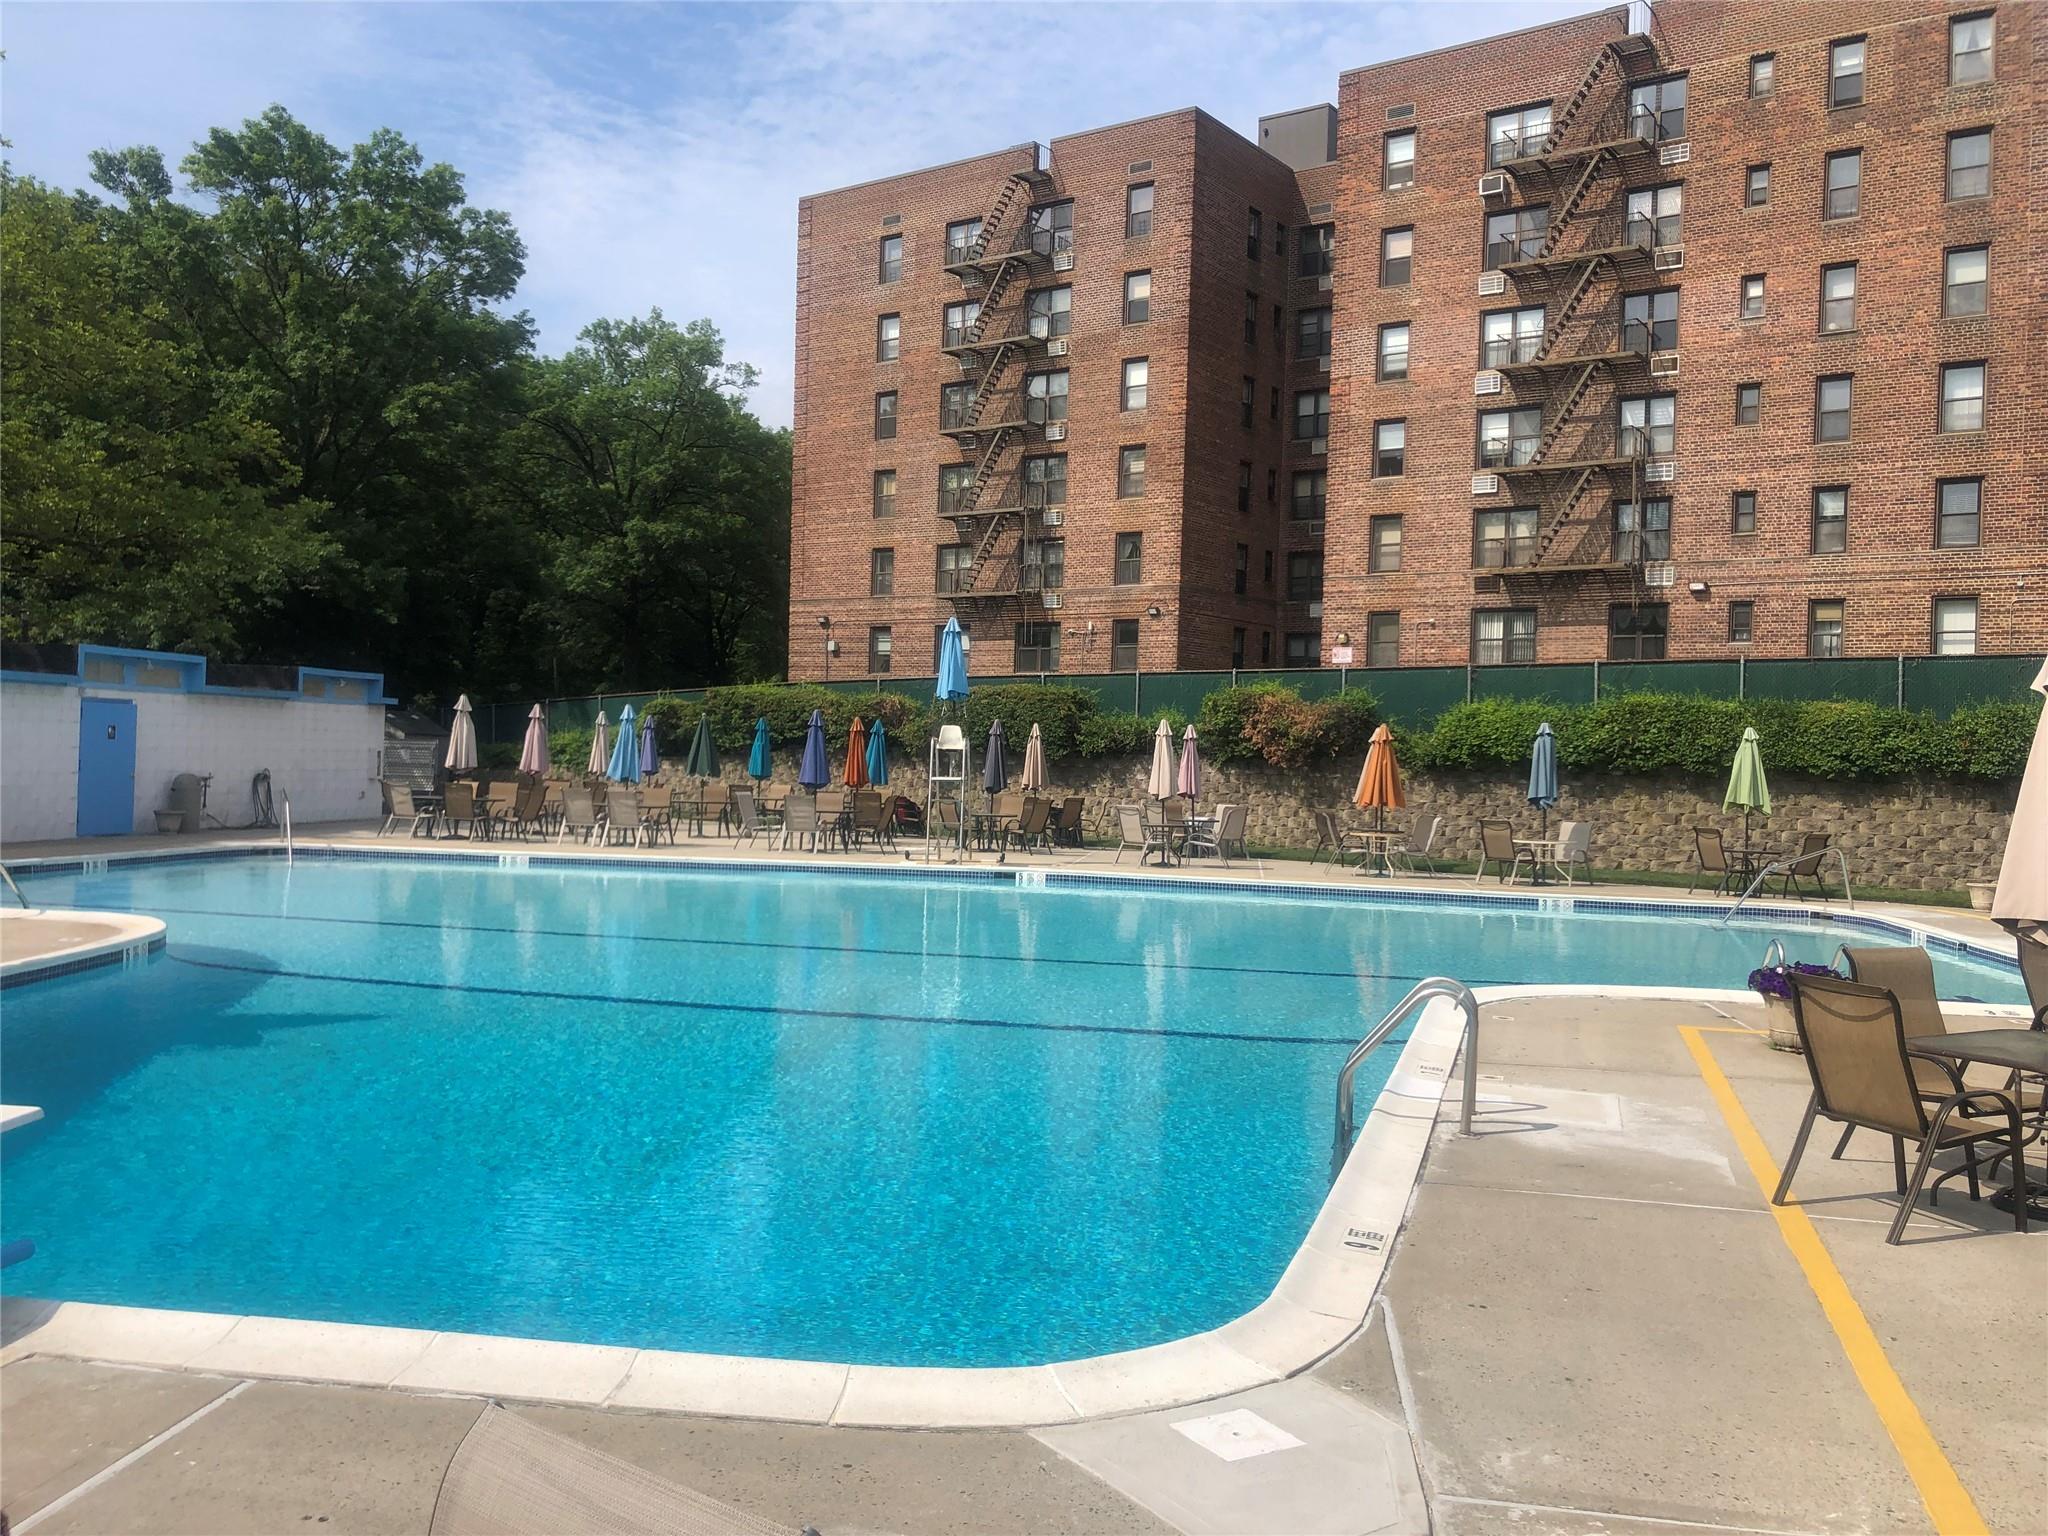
[789,0,2042,681]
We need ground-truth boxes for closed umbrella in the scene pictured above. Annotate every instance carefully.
[936,617,969,702]
[517,704,549,776]
[747,717,772,785]
[1020,723,1048,794]
[1724,725,1772,852]
[1991,657,2048,933]
[639,712,658,779]
[797,708,831,791]
[982,719,1008,805]
[1146,718,1176,802]
[844,716,870,788]
[1353,722,1405,832]
[607,703,641,783]
[683,715,721,781]
[1177,723,1201,808]
[1527,721,1559,841]
[445,694,478,776]
[865,718,890,787]
[586,711,611,777]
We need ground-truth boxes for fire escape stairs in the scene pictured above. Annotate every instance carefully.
[1533,148,1613,261]
[1548,42,1621,150]
[1532,258,1609,365]
[1528,363,1599,464]
[959,342,1018,431]
[1534,466,1602,563]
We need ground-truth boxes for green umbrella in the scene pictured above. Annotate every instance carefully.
[682,715,720,779]
[1723,725,1772,851]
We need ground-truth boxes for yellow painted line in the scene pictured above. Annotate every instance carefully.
[1678,1026,1989,1536]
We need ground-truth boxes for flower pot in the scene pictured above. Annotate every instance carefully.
[1760,993,1802,1052]
[1966,880,1996,913]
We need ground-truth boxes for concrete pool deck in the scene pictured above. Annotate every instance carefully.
[3,993,2040,1534]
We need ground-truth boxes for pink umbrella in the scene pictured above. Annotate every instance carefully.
[1177,723,1202,808]
[517,705,549,775]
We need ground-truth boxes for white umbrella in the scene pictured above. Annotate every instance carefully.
[444,694,478,774]
[1146,718,1176,801]
[1020,722,1048,794]
[518,704,549,776]
[586,711,611,777]
[1991,656,2048,932]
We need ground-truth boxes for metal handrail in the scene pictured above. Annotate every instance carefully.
[1334,977,1481,1170]
[0,862,30,910]
[282,794,295,864]
[1720,847,1855,925]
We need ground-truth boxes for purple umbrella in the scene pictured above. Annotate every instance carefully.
[639,713,658,777]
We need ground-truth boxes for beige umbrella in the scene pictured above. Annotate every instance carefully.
[1991,656,2048,933]
[586,711,611,777]
[1146,718,1176,802]
[444,694,478,775]
[1020,722,1048,794]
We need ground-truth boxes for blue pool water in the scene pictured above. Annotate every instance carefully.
[0,855,2023,1366]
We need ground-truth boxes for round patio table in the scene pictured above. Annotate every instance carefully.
[1908,1029,2048,1219]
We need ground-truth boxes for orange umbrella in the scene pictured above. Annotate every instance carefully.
[1353,723,1405,831]
[843,715,870,788]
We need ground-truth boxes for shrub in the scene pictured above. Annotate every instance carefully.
[1314,690,1383,761]
[549,728,593,772]
[1943,698,2039,781]
[1196,684,1296,764]
[478,740,520,771]
[1242,690,1325,768]
[1073,708,1152,757]
[1407,697,1559,771]
[958,684,1097,759]
[639,694,704,752]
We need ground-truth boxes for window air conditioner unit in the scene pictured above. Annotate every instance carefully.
[1478,171,1509,199]
[1045,337,1068,356]
[1044,421,1067,441]
[1041,591,1063,610]
[1306,520,1326,537]
[1307,601,1324,619]
[1318,355,1331,372]
[1051,249,1075,272]
[1471,473,1500,495]
[1645,459,1676,483]
[1652,246,1684,271]
[1658,141,1691,166]
[1643,561,1676,587]
[1317,274,1333,291]
[1039,508,1064,526]
[1477,272,1507,296]
[1311,437,1328,455]
[1475,370,1503,395]
[1649,351,1680,377]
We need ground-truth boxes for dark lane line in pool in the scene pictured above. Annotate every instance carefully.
[165,954,1374,1048]
[70,901,1509,986]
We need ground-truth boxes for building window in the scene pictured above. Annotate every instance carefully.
[1374,419,1406,477]
[1383,130,1415,190]
[872,469,896,519]
[1125,183,1153,238]
[1728,601,1754,643]
[878,235,903,284]
[1241,376,1255,429]
[867,626,892,673]
[1295,389,1331,441]
[1823,150,1861,218]
[1299,223,1335,278]
[1619,392,1676,457]
[1738,274,1765,320]
[1298,307,1332,359]
[1943,245,1987,317]
[1482,304,1547,366]
[1828,38,1865,108]
[1270,385,1280,422]
[1947,129,1990,200]
[1819,263,1857,332]
[1474,506,1538,568]
[1272,304,1283,350]
[1607,603,1669,660]
[1367,613,1400,667]
[1260,631,1272,664]
[1023,452,1067,509]
[935,544,969,595]
[937,463,973,516]
[1116,445,1146,498]
[945,218,982,265]
[1628,75,1687,141]
[1121,357,1149,411]
[1485,206,1548,268]
[1734,382,1762,425]
[1369,515,1402,573]
[1624,183,1682,248]
[1241,291,1258,344]
[1731,490,1758,534]
[1026,286,1071,339]
[1473,608,1537,665]
[1749,53,1775,97]
[1812,487,1848,554]
[1380,226,1413,286]
[1237,462,1252,513]
[1477,406,1542,467]
[1123,270,1151,324]
[1287,550,1324,601]
[939,380,973,432]
[942,300,981,349]
[1231,627,1246,668]
[874,391,897,439]
[1745,163,1771,206]
[1014,622,1059,673]
[1245,207,1262,260]
[1486,101,1552,167]
[875,313,900,362]
[1815,375,1853,441]
[1110,619,1140,671]
[1283,631,1319,666]
[868,548,894,596]
[1936,479,1982,548]
[1234,544,1248,596]
[1376,325,1409,382]
[1026,369,1068,423]
[1613,498,1671,562]
[1027,200,1073,256]
[1267,466,1277,503]
[1262,548,1274,588]
[1932,597,1978,656]
[1950,12,1994,85]
[1939,362,1985,432]
[1027,537,1064,593]
[1292,471,1326,521]
[1808,600,1844,658]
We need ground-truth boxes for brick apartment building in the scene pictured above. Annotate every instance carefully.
[787,0,2042,682]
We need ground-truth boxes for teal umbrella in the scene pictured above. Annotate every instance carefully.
[606,703,640,783]
[865,718,889,786]
[1527,721,1558,839]
[746,717,772,784]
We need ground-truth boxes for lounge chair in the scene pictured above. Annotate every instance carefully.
[729,786,763,846]
[1474,819,1531,884]
[1389,812,1442,877]
[1776,831,1832,899]
[1184,803,1248,866]
[1002,798,1053,861]
[1774,972,2030,1244]
[1553,820,1593,884]
[1689,827,1734,895]
[779,794,820,853]
[556,786,604,845]
[1114,804,1175,865]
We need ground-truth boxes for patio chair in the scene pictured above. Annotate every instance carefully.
[1114,805,1175,865]
[506,780,549,840]
[1389,812,1442,877]
[1774,972,2030,1244]
[849,789,888,849]
[779,794,820,853]
[1184,803,1249,866]
[929,798,961,847]
[1162,798,1188,839]
[700,779,732,833]
[1002,798,1053,860]
[1308,809,1369,868]
[606,787,650,848]
[992,790,1023,823]
[2020,935,2048,1031]
[1053,796,1085,848]
[729,786,763,846]
[639,783,676,845]
[556,786,603,844]
[1474,819,1531,884]
[1553,820,1593,884]
[381,784,440,838]
[1844,944,2047,1134]
[442,782,482,839]
[1689,827,1734,895]
[1776,832,1833,899]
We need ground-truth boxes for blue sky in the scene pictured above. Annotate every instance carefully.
[2,1,1582,426]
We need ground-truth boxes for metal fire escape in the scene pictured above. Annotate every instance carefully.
[938,167,1066,610]
[1471,27,1681,592]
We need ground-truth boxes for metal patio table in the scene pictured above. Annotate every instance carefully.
[1908,1029,2048,1219]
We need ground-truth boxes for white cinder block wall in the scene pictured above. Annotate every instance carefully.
[1,681,386,842]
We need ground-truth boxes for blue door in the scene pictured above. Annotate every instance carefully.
[76,698,138,836]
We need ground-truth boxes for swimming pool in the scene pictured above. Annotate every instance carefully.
[1,853,2024,1368]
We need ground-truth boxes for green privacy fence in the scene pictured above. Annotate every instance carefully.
[470,653,2039,743]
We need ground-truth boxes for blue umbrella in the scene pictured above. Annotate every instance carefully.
[639,713,658,778]
[982,719,1008,801]
[797,708,831,791]
[865,717,889,786]
[747,717,772,783]
[936,617,969,702]
[607,703,641,783]
[1527,720,1559,839]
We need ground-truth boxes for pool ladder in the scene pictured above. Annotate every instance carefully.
[1333,977,1481,1176]
[0,861,28,909]
[1719,847,1855,926]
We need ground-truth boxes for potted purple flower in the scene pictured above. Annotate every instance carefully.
[1747,959,1843,1052]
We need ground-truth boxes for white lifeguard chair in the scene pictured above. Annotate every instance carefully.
[926,723,970,861]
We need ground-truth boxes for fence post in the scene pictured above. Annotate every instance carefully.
[1591,659,1600,702]
[1133,668,1142,717]
[1896,654,1905,710]
[1339,667,1348,695]
[1737,654,1745,700]
[1465,664,1475,703]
